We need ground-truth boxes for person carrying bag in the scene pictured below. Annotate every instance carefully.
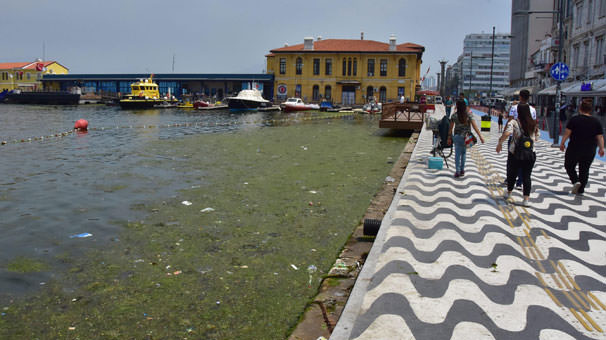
[496,104,539,207]
[447,99,484,178]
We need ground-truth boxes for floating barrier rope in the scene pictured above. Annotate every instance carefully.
[1,111,366,146]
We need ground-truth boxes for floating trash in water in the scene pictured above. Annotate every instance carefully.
[301,146,308,151]
[290,264,299,270]
[385,176,395,182]
[307,265,317,273]
[181,201,192,206]
[309,190,318,194]
[70,233,92,238]
[200,207,215,213]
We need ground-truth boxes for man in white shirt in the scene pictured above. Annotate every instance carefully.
[509,89,536,120]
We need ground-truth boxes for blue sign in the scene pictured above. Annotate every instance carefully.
[550,62,569,81]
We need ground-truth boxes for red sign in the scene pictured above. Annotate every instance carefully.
[36,63,44,71]
[277,84,287,95]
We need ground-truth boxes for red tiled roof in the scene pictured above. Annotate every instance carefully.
[0,61,57,70]
[270,39,424,53]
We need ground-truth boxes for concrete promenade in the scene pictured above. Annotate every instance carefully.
[331,107,606,339]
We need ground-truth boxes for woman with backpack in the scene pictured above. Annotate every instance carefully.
[447,99,485,178]
[496,104,539,207]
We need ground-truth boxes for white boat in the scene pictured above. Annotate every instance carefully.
[281,98,320,112]
[226,89,270,111]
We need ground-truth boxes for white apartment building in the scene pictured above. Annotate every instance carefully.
[568,0,606,80]
[456,33,511,98]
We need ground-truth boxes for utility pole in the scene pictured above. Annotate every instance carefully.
[468,51,473,95]
[489,26,495,115]
[553,0,563,146]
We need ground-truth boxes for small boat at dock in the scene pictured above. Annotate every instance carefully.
[281,98,320,112]
[226,89,270,111]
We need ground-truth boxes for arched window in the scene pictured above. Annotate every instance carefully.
[347,58,352,76]
[379,86,387,103]
[366,86,374,101]
[296,57,303,75]
[398,58,406,77]
[312,85,320,101]
[353,58,357,76]
[342,58,347,76]
[324,85,331,100]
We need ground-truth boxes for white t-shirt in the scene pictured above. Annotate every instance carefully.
[509,104,537,120]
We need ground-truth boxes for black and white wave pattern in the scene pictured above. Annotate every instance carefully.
[331,116,606,340]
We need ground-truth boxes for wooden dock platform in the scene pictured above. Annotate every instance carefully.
[379,102,427,130]
[197,104,228,110]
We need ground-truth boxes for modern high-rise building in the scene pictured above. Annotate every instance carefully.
[454,32,511,98]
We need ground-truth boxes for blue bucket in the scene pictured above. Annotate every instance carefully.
[428,157,443,170]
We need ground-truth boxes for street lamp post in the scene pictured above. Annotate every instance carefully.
[553,0,564,146]
[489,26,495,115]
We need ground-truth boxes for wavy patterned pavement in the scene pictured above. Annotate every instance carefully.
[331,109,606,340]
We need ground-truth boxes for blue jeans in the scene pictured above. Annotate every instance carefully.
[453,134,466,173]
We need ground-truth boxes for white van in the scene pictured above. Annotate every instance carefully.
[435,96,443,104]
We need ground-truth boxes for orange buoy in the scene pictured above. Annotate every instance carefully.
[74,119,89,131]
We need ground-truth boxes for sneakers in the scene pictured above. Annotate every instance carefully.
[515,183,522,190]
[571,182,581,195]
[460,170,465,176]
[521,198,530,207]
[454,172,460,178]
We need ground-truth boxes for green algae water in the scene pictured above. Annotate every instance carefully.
[0,109,406,339]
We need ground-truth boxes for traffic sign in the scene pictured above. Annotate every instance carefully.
[550,62,569,81]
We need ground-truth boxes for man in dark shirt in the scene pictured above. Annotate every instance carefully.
[559,99,605,195]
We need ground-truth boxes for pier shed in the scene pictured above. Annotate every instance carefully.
[42,73,275,101]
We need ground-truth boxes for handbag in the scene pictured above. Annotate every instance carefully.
[465,132,477,147]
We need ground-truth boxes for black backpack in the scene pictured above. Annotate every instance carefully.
[513,121,534,161]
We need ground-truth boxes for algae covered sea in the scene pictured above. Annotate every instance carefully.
[0,107,407,339]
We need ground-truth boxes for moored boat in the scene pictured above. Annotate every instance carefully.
[193,100,210,109]
[119,76,178,109]
[226,89,269,111]
[3,89,80,105]
[281,98,320,112]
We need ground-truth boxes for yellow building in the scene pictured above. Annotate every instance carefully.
[0,60,69,91]
[266,35,424,105]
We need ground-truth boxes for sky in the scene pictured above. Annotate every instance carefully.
[1,0,511,77]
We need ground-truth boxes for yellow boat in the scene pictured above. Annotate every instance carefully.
[177,102,194,108]
[119,76,178,109]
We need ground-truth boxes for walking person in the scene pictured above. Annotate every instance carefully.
[498,112,504,132]
[559,99,605,195]
[496,104,540,207]
[447,99,485,178]
[445,96,453,117]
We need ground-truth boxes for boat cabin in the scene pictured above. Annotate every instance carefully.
[128,78,160,99]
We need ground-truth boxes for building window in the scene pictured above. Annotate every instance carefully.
[353,58,357,76]
[573,44,580,67]
[312,85,320,101]
[380,59,387,76]
[601,0,606,17]
[398,58,406,77]
[398,87,405,98]
[279,58,286,74]
[313,58,320,75]
[367,59,375,76]
[588,0,593,24]
[325,58,332,75]
[583,41,590,67]
[324,85,331,100]
[296,57,303,75]
[366,86,374,101]
[347,58,352,76]
[576,3,583,28]
[295,84,301,97]
[379,86,387,102]
[596,36,604,64]
[26,73,31,80]
[342,58,346,76]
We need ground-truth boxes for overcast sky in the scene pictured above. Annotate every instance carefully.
[1,0,511,77]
